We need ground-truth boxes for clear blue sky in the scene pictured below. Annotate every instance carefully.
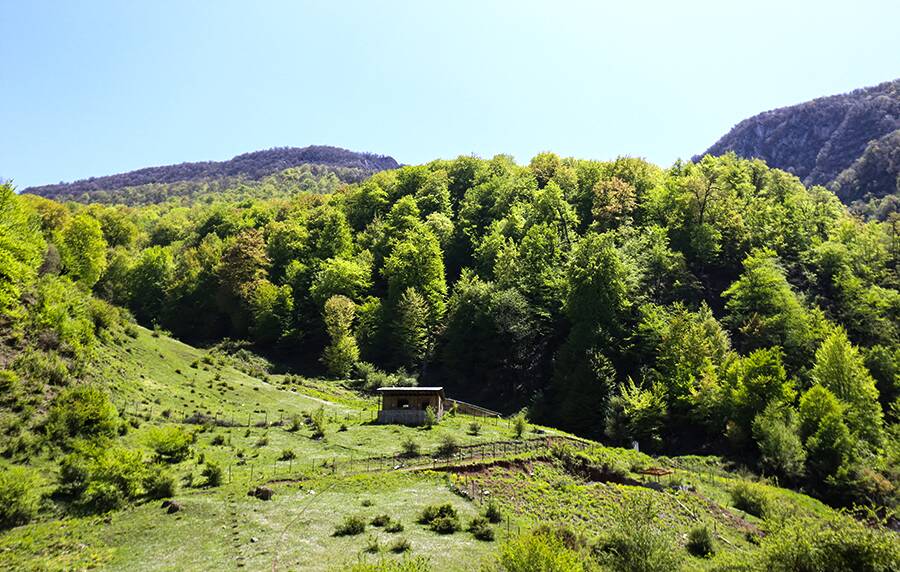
[2,0,899,189]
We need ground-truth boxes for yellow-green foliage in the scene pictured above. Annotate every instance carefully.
[0,182,45,321]
[46,385,119,443]
[0,465,43,530]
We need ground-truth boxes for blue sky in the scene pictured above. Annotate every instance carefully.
[2,0,899,189]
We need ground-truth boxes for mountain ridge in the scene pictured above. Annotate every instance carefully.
[699,78,900,207]
[23,145,400,200]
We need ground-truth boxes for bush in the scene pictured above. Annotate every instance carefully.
[389,537,412,553]
[418,503,457,525]
[279,449,296,461]
[146,426,192,462]
[594,498,682,572]
[494,528,587,572]
[400,437,420,458]
[468,421,481,436]
[59,443,147,512]
[334,515,367,536]
[371,514,392,527]
[82,481,125,512]
[436,436,459,458]
[385,520,404,533]
[202,461,223,487]
[752,402,806,480]
[46,385,118,443]
[143,467,176,499]
[211,434,225,446]
[512,411,527,439]
[0,466,42,530]
[484,500,503,524]
[288,415,303,432]
[364,533,381,553]
[758,515,900,571]
[342,556,430,571]
[686,525,715,558]
[310,407,326,439]
[730,481,771,518]
[468,516,494,541]
[429,514,460,534]
[423,406,436,429]
[12,349,71,387]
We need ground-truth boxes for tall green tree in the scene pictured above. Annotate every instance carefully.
[810,328,884,448]
[0,183,45,320]
[57,213,107,289]
[321,295,359,378]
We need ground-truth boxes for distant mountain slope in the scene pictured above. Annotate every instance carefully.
[700,79,900,206]
[23,145,399,201]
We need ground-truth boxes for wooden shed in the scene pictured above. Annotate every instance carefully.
[376,387,445,425]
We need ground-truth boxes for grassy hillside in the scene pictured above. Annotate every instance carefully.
[2,326,893,571]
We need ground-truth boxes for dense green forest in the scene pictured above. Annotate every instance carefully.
[4,151,898,518]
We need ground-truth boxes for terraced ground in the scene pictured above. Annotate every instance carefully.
[0,327,865,571]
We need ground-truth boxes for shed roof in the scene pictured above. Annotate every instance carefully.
[376,386,444,396]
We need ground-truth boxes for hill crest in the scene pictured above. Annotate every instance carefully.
[23,145,399,199]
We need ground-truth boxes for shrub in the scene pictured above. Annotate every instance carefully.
[146,426,192,462]
[288,415,303,432]
[730,481,771,518]
[400,437,420,458]
[418,503,457,524]
[468,421,481,436]
[436,436,459,458]
[0,466,42,530]
[429,514,460,534]
[686,525,715,558]
[60,443,147,512]
[484,500,503,524]
[364,533,381,553]
[385,520,404,533]
[758,515,900,571]
[46,385,118,443]
[279,449,296,461]
[310,407,326,439]
[389,537,412,553]
[144,467,176,499]
[256,435,269,447]
[752,402,806,480]
[202,461,223,487]
[334,515,367,536]
[211,434,225,446]
[468,516,494,541]
[594,498,682,572]
[13,349,71,387]
[494,528,586,572]
[82,481,125,512]
[371,514,392,527]
[423,406,436,429]
[512,411,527,439]
[342,556,431,571]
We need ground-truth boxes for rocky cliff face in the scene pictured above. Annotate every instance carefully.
[700,79,900,205]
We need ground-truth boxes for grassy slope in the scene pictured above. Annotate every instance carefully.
[0,327,848,571]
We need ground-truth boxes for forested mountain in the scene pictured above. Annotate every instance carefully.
[23,145,399,204]
[701,79,900,215]
[2,151,900,568]
[6,149,900,513]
